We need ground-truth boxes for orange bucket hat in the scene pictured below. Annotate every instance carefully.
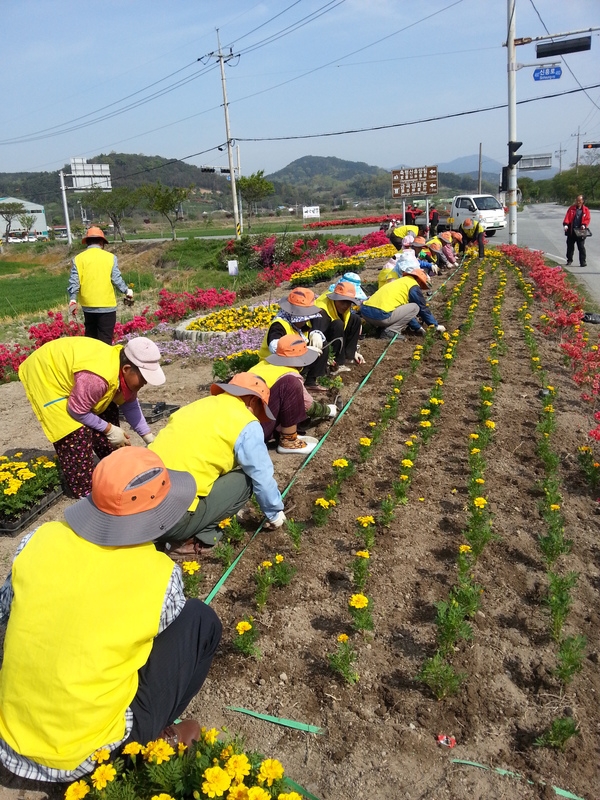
[411,236,427,247]
[210,372,275,423]
[410,268,431,290]
[451,231,463,242]
[265,333,319,368]
[278,287,321,316]
[439,231,453,243]
[427,240,442,252]
[82,225,108,245]
[326,281,356,302]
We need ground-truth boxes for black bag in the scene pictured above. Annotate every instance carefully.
[574,227,592,239]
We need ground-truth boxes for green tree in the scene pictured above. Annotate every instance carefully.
[237,171,275,223]
[0,201,26,241]
[140,182,192,240]
[81,186,141,243]
[18,213,36,237]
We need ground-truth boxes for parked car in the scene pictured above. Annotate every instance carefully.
[440,194,506,236]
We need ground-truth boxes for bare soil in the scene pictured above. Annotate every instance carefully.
[0,256,598,800]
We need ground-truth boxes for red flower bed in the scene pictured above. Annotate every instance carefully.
[304,215,395,230]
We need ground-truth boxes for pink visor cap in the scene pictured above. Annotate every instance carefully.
[124,337,166,386]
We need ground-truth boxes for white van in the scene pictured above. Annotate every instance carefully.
[449,194,506,236]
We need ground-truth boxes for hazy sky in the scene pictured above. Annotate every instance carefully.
[2,0,600,179]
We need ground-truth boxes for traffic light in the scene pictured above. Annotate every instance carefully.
[536,36,591,59]
[200,166,216,173]
[500,166,509,193]
[583,143,600,149]
[508,141,523,167]
[220,168,231,174]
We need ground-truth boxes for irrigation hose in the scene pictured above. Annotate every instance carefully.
[204,256,467,605]
[451,759,585,800]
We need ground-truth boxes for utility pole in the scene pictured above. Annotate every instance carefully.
[214,30,241,239]
[555,142,567,173]
[477,142,483,194]
[573,127,587,173]
[507,0,518,244]
[236,143,243,234]
[59,170,72,246]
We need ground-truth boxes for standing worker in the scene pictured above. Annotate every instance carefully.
[68,226,133,345]
[429,204,439,237]
[563,195,591,268]
[18,336,162,497]
[457,218,486,259]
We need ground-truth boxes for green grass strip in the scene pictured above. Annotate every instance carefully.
[226,706,323,734]
[451,759,585,799]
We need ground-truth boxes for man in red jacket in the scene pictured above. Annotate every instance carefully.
[563,195,591,267]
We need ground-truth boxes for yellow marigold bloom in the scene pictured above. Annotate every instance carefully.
[122,742,143,756]
[579,445,592,453]
[544,404,554,413]
[332,458,349,469]
[152,795,176,800]
[277,793,303,800]
[475,478,485,484]
[420,409,431,416]
[418,497,425,502]
[225,753,251,783]
[236,620,252,635]
[489,358,499,365]
[203,727,220,745]
[355,550,370,559]
[248,788,271,800]
[258,758,285,786]
[485,420,496,429]
[546,385,554,391]
[314,497,329,508]
[420,420,431,428]
[459,544,472,553]
[394,374,404,381]
[178,742,187,756]
[65,780,90,800]
[368,421,376,427]
[482,400,492,406]
[359,437,372,447]
[413,354,421,360]
[356,515,375,527]
[469,433,479,440]
[227,785,250,800]
[143,739,175,764]
[550,504,561,511]
[349,593,369,609]
[91,748,110,763]
[182,560,200,575]
[90,764,117,790]
[444,353,453,360]
[393,387,400,394]
[261,561,273,569]
[435,378,444,385]
[473,497,487,509]
[531,356,540,362]
[275,554,284,563]
[483,386,493,392]
[400,474,409,481]
[329,499,337,506]
[202,765,232,798]
[405,440,414,447]
[337,633,349,643]
[218,518,232,529]
[401,459,414,468]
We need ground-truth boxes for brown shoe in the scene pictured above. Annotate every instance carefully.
[167,539,212,558]
[159,719,200,747]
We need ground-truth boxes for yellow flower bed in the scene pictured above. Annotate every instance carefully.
[0,454,61,520]
[187,304,279,332]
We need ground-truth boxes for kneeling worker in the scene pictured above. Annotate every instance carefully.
[150,373,285,555]
[315,281,364,374]
[458,218,486,259]
[0,447,221,781]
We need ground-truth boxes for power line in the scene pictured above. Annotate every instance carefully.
[224,0,304,48]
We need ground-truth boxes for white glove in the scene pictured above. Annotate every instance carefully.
[142,432,155,445]
[327,404,339,418]
[436,324,446,333]
[417,327,427,336]
[105,424,130,448]
[354,352,365,365]
[126,288,133,298]
[69,299,78,316]
[430,263,439,275]
[264,510,286,530]
[308,331,325,354]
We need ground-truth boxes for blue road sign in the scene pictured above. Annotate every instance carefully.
[533,66,562,81]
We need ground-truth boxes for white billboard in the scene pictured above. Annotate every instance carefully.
[71,158,112,191]
[303,206,320,219]
[518,154,553,171]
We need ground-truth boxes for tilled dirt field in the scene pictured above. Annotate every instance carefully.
[0,255,598,800]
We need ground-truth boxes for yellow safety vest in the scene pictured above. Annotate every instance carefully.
[315,292,350,329]
[391,224,419,239]
[363,276,418,314]
[150,393,255,509]
[460,221,485,239]
[249,360,298,388]
[0,521,173,770]
[377,267,398,289]
[258,318,296,359]
[74,247,118,308]
[18,338,122,443]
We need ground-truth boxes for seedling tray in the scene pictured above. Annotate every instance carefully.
[0,486,64,537]
[119,401,180,424]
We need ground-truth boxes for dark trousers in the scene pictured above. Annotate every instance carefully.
[322,312,361,365]
[566,232,587,266]
[459,232,485,259]
[122,600,222,746]
[53,403,120,497]
[302,315,329,384]
[84,311,117,345]
[261,374,307,441]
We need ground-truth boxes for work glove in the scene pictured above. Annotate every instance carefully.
[126,288,133,299]
[354,352,366,365]
[436,324,446,333]
[105,424,131,448]
[69,300,78,316]
[308,330,325,354]
[327,404,339,419]
[142,432,155,445]
[430,263,439,275]
[264,510,286,530]
[417,327,427,336]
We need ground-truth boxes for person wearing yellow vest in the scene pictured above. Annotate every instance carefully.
[18,336,163,498]
[249,334,337,454]
[361,269,445,340]
[458,218,486,258]
[314,281,365,375]
[0,447,221,782]
[67,226,133,345]
[150,372,285,557]
[259,287,329,392]
[389,223,419,250]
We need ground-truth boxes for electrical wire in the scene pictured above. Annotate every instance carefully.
[223,0,304,48]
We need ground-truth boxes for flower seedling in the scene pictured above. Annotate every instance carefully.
[534,717,580,750]
[181,560,202,598]
[285,518,304,552]
[434,599,473,656]
[545,571,579,642]
[348,593,373,631]
[313,497,336,526]
[327,633,359,685]
[351,550,370,591]
[554,635,586,687]
[355,516,376,549]
[233,617,261,659]
[417,653,465,700]
[212,540,235,569]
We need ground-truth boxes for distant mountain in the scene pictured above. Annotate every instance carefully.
[266,156,387,184]
[438,154,504,175]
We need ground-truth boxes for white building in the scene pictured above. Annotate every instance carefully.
[0,196,48,238]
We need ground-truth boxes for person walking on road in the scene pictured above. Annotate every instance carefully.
[563,195,591,267]
[68,226,133,344]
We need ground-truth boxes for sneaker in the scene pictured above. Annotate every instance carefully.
[330,364,351,375]
[382,330,406,341]
[277,435,318,455]
[566,261,573,266]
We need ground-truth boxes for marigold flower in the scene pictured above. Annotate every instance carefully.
[405,440,414,447]
[152,795,176,800]
[227,783,250,799]
[485,420,496,429]
[349,593,369,609]
[202,727,220,746]
[332,458,349,469]
[314,497,329,508]
[261,561,273,569]
[182,560,200,575]
[401,459,414,468]
[202,765,232,798]
[420,409,431,416]
[469,433,479,440]
[257,758,285,786]
[400,474,409,481]
[337,633,349,643]
[236,620,252,635]
[275,554,284,563]
[394,375,404,381]
[470,447,480,454]
[435,378,444,385]
[90,764,117,790]
[356,515,375,527]
[122,741,143,756]
[420,420,431,428]
[225,753,251,783]
[368,421,376,427]
[459,544,472,553]
[550,504,561,511]
[218,518,232,529]
[544,405,554,413]
[482,386,493,392]
[248,788,271,800]
[475,478,485,484]
[473,497,487,509]
[91,748,110,763]
[178,742,187,756]
[143,739,175,764]
[277,793,303,800]
[482,400,492,406]
[359,437,372,447]
[355,550,370,559]
[65,780,90,800]
[546,385,554,391]
[444,353,453,360]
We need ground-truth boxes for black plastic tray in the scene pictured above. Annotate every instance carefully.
[119,401,180,424]
[0,486,64,537]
